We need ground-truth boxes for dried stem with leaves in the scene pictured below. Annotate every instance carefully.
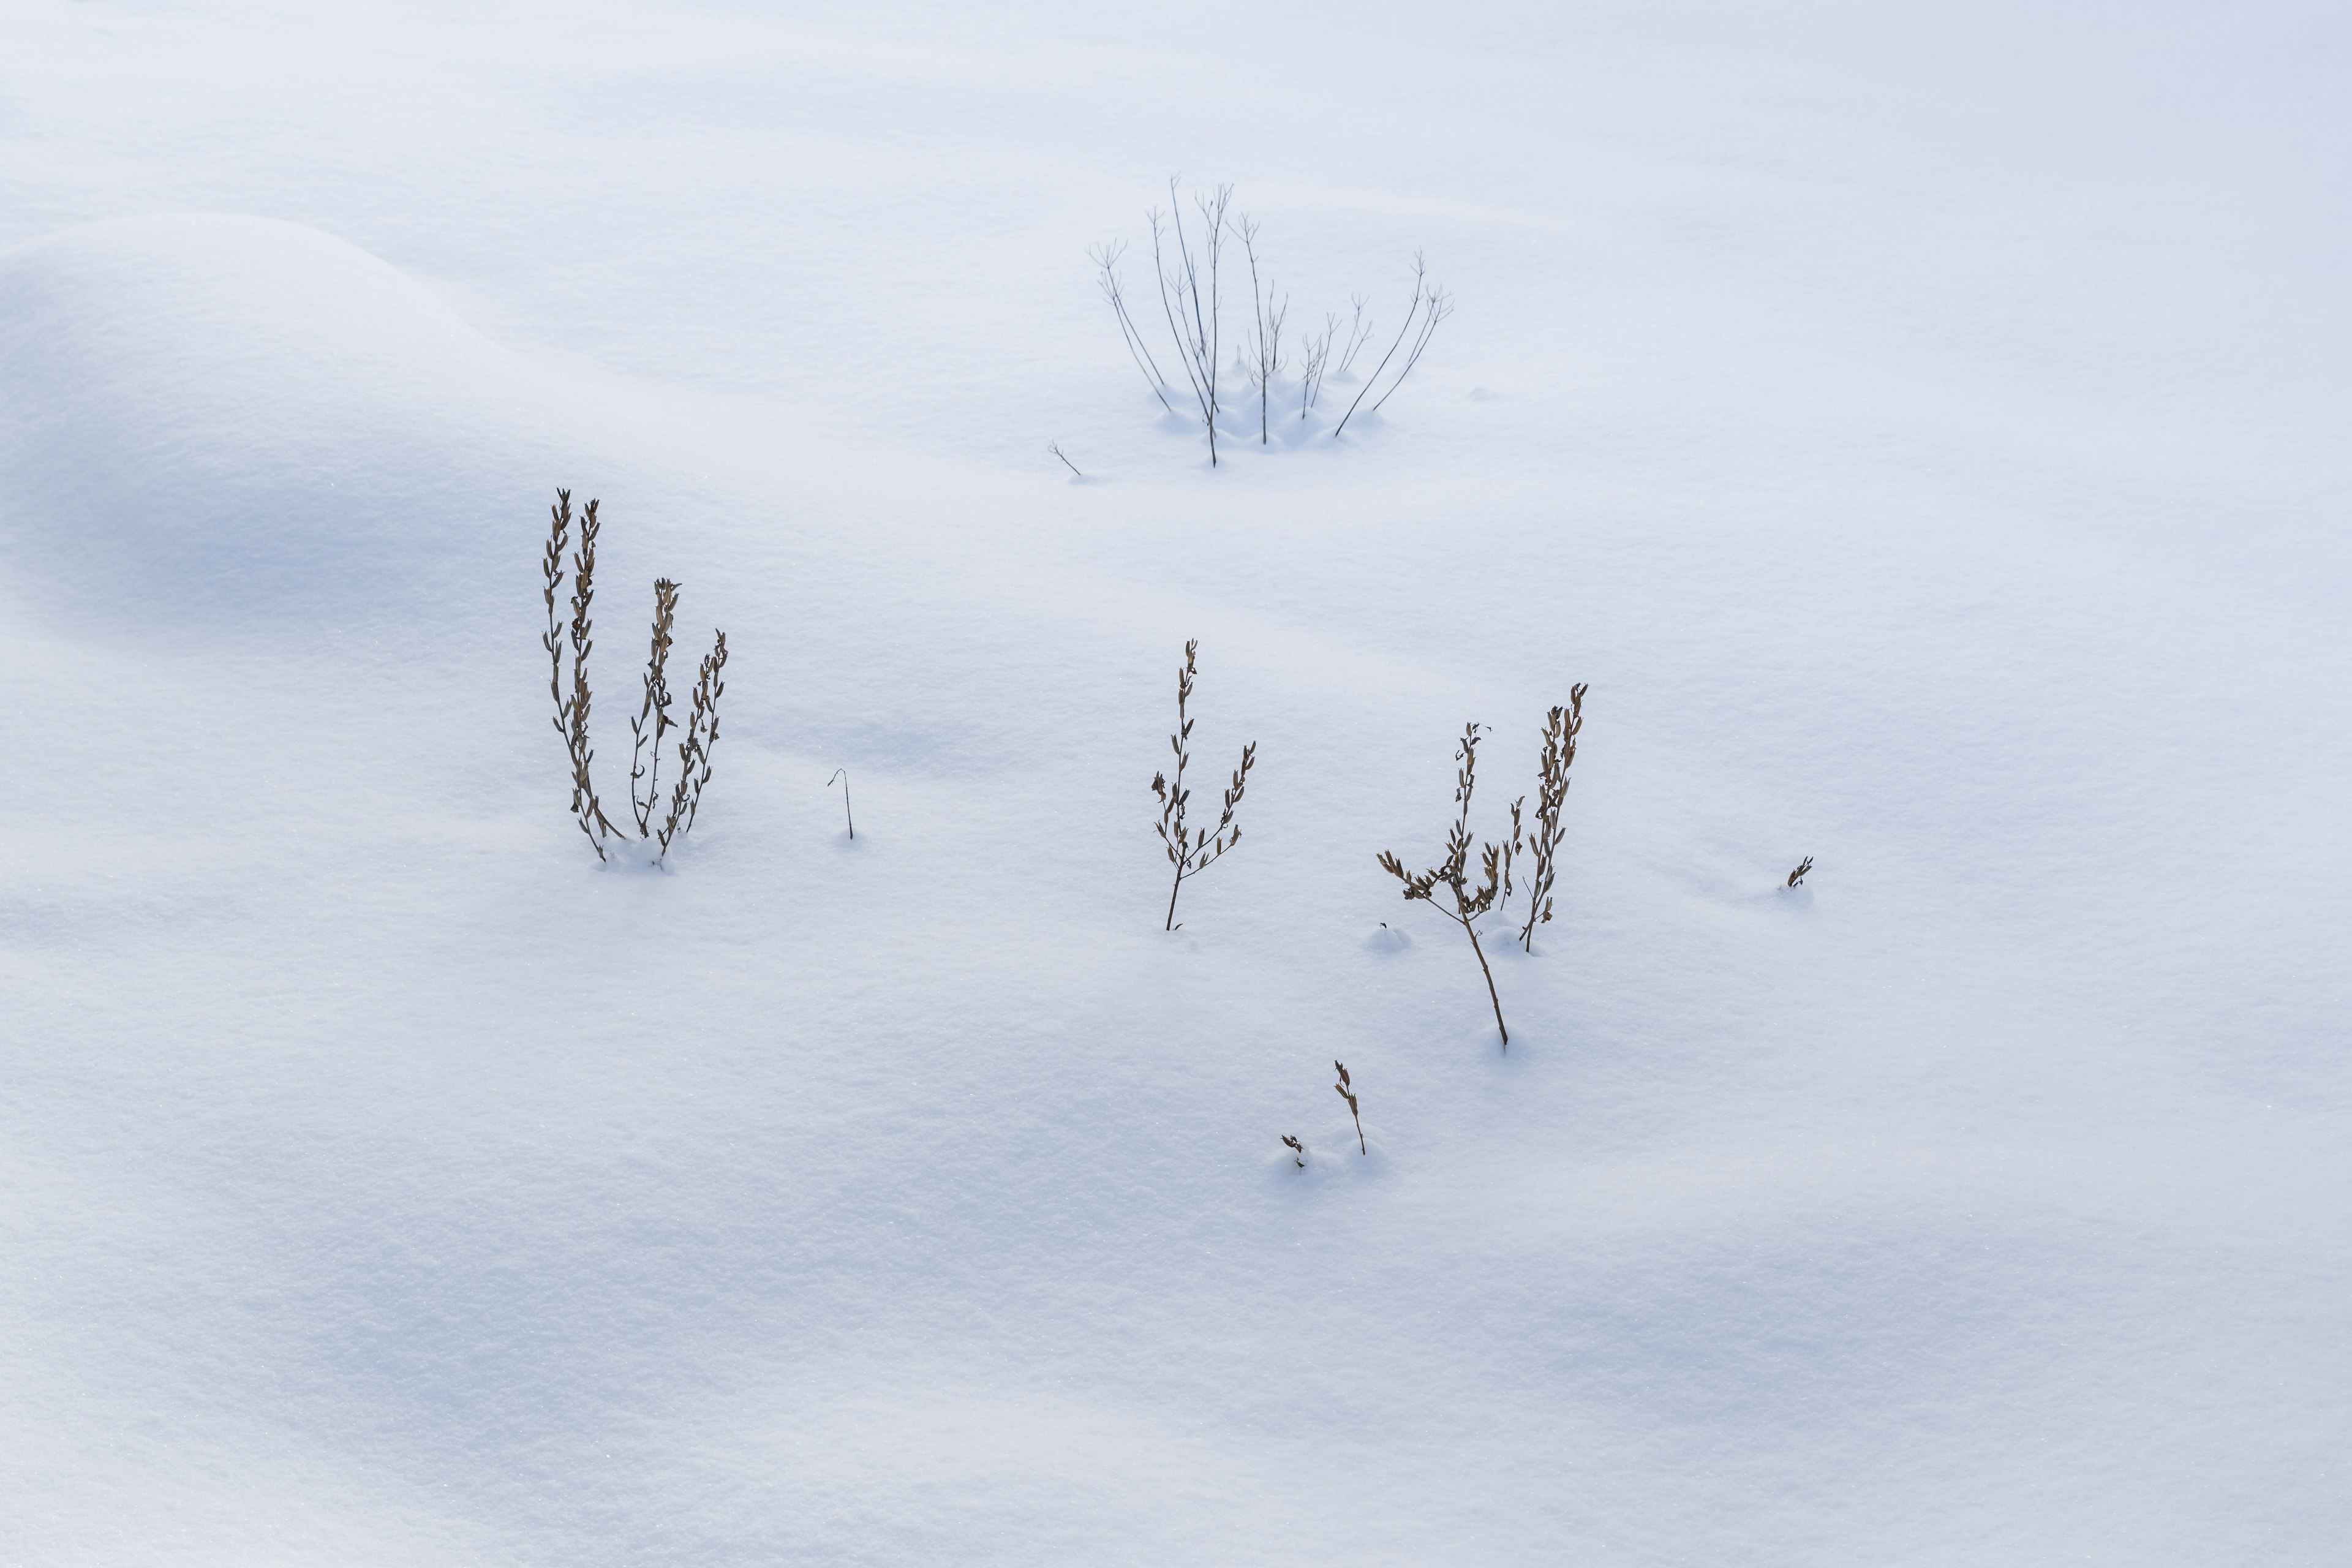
[1281,1134,1306,1167]
[1333,1061,1365,1155]
[1787,856,1813,888]
[1377,723,1520,1046]
[1517,686,1586,952]
[1151,638,1257,929]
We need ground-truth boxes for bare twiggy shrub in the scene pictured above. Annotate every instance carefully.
[828,768,855,839]
[1517,686,1588,952]
[540,489,728,867]
[1787,856,1813,888]
[1093,188,1449,461]
[1378,723,1518,1045]
[1150,638,1257,929]
[1333,1061,1365,1154]
[1281,1133,1306,1167]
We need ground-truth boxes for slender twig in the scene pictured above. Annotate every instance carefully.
[1090,240,1177,414]
[1366,285,1453,415]
[828,768,854,839]
[1333,255,1428,440]
[1049,442,1083,478]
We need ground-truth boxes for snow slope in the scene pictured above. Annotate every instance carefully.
[1,2,2348,1563]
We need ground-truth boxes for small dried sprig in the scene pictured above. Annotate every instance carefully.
[1787,856,1813,888]
[1281,1134,1305,1167]
[628,578,680,837]
[1150,638,1257,930]
[1518,686,1587,952]
[656,629,728,864]
[1378,723,1521,1046]
[1333,1061,1364,1155]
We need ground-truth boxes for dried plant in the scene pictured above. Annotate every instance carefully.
[1378,723,1521,1046]
[543,489,617,860]
[1333,1061,1365,1154]
[1281,1134,1306,1167]
[1150,638,1257,929]
[1517,686,1587,952]
[1787,856,1813,888]
[654,630,728,864]
[540,489,728,867]
[1049,441,1084,478]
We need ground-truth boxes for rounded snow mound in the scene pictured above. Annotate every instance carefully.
[0,214,556,620]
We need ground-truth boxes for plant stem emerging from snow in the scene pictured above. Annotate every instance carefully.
[1376,722,1521,1046]
[1151,638,1256,929]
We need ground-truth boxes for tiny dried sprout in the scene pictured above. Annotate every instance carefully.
[1049,442,1083,478]
[1152,638,1257,930]
[1787,856,1814,888]
[1281,1134,1306,1168]
[1333,1060,1364,1155]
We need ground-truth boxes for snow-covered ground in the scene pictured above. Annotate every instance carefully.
[2,2,2346,1562]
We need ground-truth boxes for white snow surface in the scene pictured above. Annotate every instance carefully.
[2,2,2348,1562]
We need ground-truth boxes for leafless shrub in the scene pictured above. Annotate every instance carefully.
[1787,856,1813,888]
[1333,1061,1365,1154]
[541,489,728,867]
[1517,687,1587,952]
[1091,187,1448,461]
[1378,723,1518,1046]
[1150,638,1257,929]
[1281,1133,1306,1167]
